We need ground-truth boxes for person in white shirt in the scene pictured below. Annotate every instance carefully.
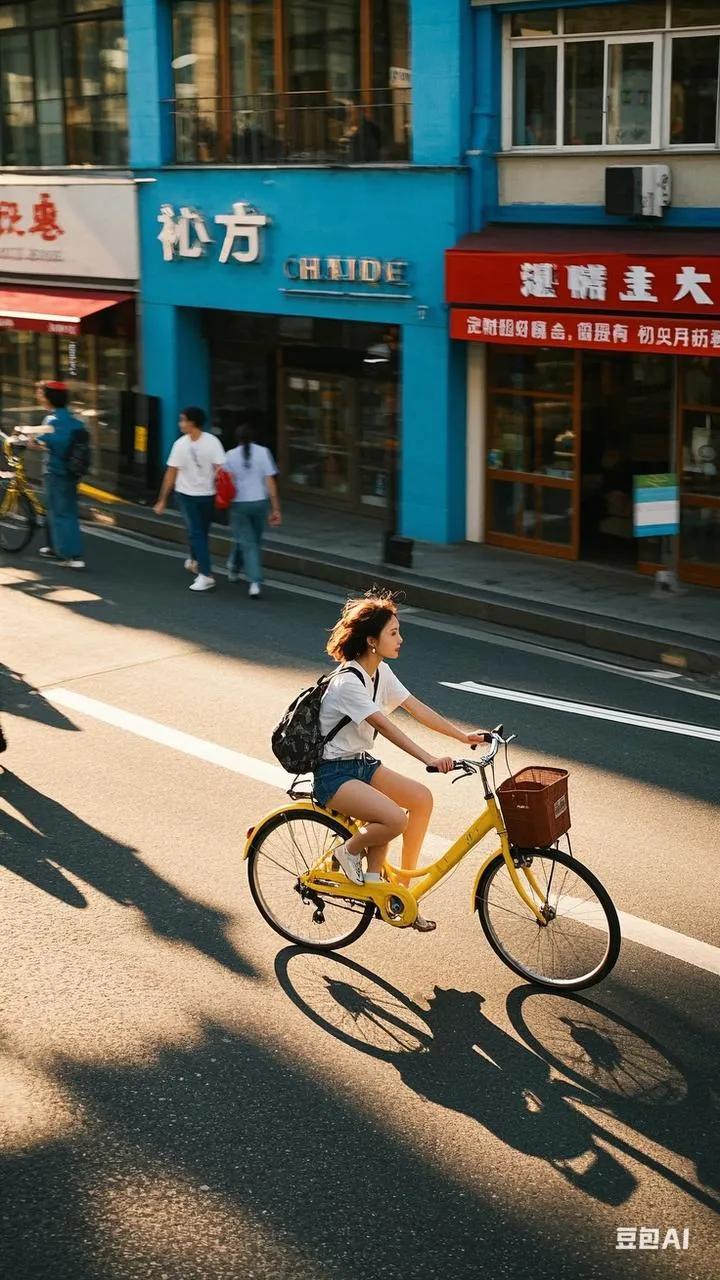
[314,592,490,931]
[154,407,225,592]
[222,418,281,599]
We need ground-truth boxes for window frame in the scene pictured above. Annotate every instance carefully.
[0,1,126,167]
[503,4,720,154]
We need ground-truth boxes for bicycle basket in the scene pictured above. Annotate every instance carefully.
[496,767,570,848]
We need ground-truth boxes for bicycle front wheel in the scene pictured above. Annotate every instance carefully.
[476,847,621,991]
[0,488,36,553]
[247,809,375,951]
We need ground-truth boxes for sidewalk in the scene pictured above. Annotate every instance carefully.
[79,493,720,675]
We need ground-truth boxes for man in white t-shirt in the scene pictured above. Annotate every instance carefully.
[154,406,225,592]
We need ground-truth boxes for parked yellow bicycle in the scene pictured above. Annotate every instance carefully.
[245,729,621,992]
[0,430,44,553]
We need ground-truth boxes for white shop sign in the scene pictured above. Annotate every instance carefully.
[0,179,138,281]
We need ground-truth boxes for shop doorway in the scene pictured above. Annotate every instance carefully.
[580,352,674,566]
[208,312,399,517]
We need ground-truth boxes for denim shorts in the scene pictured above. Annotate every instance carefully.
[313,753,381,808]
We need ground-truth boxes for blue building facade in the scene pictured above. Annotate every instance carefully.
[126,0,473,544]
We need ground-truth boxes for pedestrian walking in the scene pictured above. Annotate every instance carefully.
[25,382,88,569]
[312,592,490,931]
[154,407,225,592]
[223,418,281,599]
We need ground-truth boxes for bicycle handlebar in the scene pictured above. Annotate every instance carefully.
[425,726,516,774]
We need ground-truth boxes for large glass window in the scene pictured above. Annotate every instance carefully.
[0,1,126,166]
[486,348,577,556]
[170,0,411,163]
[507,3,720,150]
[671,36,720,143]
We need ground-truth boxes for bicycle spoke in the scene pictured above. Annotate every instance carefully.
[480,850,619,990]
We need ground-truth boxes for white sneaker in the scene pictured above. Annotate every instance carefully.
[333,843,364,886]
[64,559,85,570]
[189,574,215,592]
[184,558,198,573]
[38,546,56,557]
[249,582,261,598]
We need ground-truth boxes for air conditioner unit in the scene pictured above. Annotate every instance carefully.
[605,165,672,218]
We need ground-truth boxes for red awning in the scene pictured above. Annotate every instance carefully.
[0,287,134,337]
[446,225,720,316]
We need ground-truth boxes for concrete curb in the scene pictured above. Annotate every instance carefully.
[82,500,720,677]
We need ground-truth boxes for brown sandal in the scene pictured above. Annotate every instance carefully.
[412,914,437,933]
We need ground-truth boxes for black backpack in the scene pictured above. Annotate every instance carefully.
[65,425,91,479]
[272,666,379,776]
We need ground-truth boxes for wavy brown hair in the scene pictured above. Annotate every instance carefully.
[326,591,399,662]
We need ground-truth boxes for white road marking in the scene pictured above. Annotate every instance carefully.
[82,525,720,701]
[441,680,720,743]
[43,686,720,978]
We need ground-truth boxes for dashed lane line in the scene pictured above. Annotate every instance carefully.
[43,686,720,978]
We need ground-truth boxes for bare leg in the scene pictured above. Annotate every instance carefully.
[326,779,408,875]
[370,766,434,886]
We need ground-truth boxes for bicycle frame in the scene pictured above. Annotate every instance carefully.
[244,791,550,930]
[0,441,44,517]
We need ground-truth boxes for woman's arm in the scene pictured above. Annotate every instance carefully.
[401,695,488,746]
[266,475,281,526]
[366,710,454,772]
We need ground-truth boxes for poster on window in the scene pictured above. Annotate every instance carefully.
[0,180,138,281]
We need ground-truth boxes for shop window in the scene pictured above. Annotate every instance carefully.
[506,2,720,151]
[0,1,127,167]
[486,347,577,556]
[678,358,720,583]
[169,0,411,164]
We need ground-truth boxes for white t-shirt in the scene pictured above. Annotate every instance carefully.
[167,431,226,496]
[319,660,410,761]
[224,443,278,503]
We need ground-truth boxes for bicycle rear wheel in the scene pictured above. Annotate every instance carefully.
[476,847,620,991]
[0,488,36,553]
[247,809,375,951]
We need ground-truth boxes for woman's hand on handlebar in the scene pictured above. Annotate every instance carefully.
[425,756,456,774]
[463,729,493,747]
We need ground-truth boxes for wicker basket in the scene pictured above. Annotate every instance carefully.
[497,767,570,848]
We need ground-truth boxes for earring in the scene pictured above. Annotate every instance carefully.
[370,646,376,654]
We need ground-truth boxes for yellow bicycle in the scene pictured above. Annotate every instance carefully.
[245,729,621,992]
[0,430,44,553]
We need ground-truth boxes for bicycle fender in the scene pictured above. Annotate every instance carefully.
[243,800,355,859]
[469,846,505,910]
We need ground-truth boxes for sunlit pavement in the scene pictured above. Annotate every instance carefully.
[1,530,719,1280]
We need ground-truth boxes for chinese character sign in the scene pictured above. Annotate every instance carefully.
[451,309,720,359]
[0,181,137,278]
[157,202,270,265]
[446,250,720,315]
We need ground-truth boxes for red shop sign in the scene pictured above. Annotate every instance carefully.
[450,308,720,357]
[446,251,720,317]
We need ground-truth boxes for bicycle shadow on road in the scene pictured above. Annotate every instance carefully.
[275,948,720,1215]
[0,663,78,735]
[0,770,257,979]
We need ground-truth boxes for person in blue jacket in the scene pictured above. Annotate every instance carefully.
[27,382,86,569]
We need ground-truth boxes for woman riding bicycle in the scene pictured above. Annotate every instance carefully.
[316,591,489,932]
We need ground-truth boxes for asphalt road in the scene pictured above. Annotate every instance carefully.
[1,528,719,1280]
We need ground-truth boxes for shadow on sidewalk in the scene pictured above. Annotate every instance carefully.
[0,771,256,979]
